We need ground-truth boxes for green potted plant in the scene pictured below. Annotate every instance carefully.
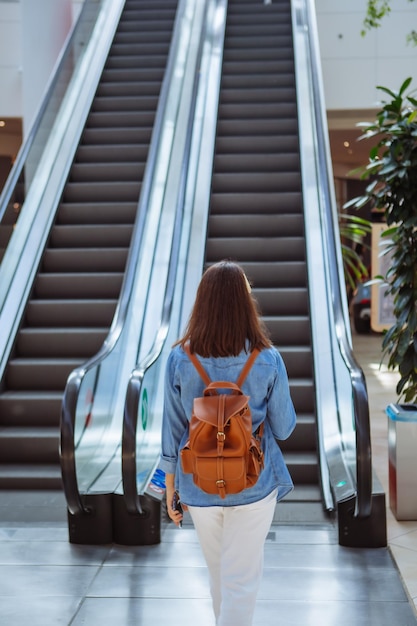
[346,77,417,519]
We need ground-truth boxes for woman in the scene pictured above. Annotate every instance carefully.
[159,260,296,626]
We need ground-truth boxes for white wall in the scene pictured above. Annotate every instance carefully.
[315,0,417,110]
[0,0,83,124]
[1,1,416,134]
[0,2,22,118]
[21,0,72,137]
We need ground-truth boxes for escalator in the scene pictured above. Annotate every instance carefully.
[205,0,320,519]
[0,0,179,489]
[121,0,387,549]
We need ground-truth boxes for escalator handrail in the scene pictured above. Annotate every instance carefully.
[60,0,188,516]
[0,0,92,223]
[122,0,210,516]
[305,0,372,517]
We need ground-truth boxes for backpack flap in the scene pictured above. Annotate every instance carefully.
[193,392,250,428]
[192,395,252,451]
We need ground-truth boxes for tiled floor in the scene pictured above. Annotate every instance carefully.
[0,330,416,625]
[352,329,417,615]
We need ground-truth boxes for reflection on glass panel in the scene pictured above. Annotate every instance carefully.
[0,0,106,266]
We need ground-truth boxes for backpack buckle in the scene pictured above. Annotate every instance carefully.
[217,431,226,442]
[216,479,226,487]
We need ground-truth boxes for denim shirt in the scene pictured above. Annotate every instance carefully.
[159,344,297,506]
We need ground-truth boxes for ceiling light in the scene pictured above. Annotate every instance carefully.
[0,121,5,127]
[344,141,350,148]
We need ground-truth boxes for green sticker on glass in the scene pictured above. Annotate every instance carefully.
[141,388,149,430]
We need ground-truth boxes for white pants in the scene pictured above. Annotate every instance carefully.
[188,489,277,626]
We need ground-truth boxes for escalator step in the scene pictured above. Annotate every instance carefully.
[210,191,303,215]
[105,56,167,71]
[282,413,316,452]
[101,67,165,83]
[0,465,62,489]
[223,34,292,50]
[64,181,141,202]
[50,224,133,247]
[113,26,172,41]
[96,81,161,97]
[206,236,305,262]
[216,118,298,136]
[226,24,292,38]
[17,328,108,357]
[123,0,177,6]
[0,391,63,426]
[223,43,293,62]
[121,11,176,23]
[240,261,307,288]
[109,42,170,57]
[57,202,137,225]
[86,111,155,128]
[26,300,117,327]
[0,428,59,463]
[92,96,159,112]
[265,316,311,347]
[215,135,299,154]
[220,86,296,104]
[70,163,144,183]
[117,19,175,33]
[222,60,294,76]
[6,359,85,391]
[81,127,152,144]
[221,73,295,90]
[208,214,304,237]
[211,172,301,193]
[278,348,313,379]
[34,273,123,298]
[253,287,309,316]
[75,145,148,163]
[218,102,297,119]
[284,452,319,485]
[213,153,300,173]
[42,248,128,272]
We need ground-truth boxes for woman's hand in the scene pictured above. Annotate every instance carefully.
[165,473,186,527]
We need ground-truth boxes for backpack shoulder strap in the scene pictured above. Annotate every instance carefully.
[184,344,261,388]
[236,348,261,387]
[183,344,211,386]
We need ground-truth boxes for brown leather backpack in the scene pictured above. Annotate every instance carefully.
[180,345,264,498]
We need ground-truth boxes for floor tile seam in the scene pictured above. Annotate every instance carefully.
[75,558,109,611]
[261,565,400,573]
[0,560,110,568]
[395,584,417,620]
[388,528,417,539]
[389,540,417,554]
[0,563,106,570]
[84,592,212,600]
[66,596,87,626]
[264,542,340,547]
[257,596,415,603]
[389,568,417,602]
[96,562,207,570]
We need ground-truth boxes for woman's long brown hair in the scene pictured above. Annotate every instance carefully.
[177,260,272,357]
